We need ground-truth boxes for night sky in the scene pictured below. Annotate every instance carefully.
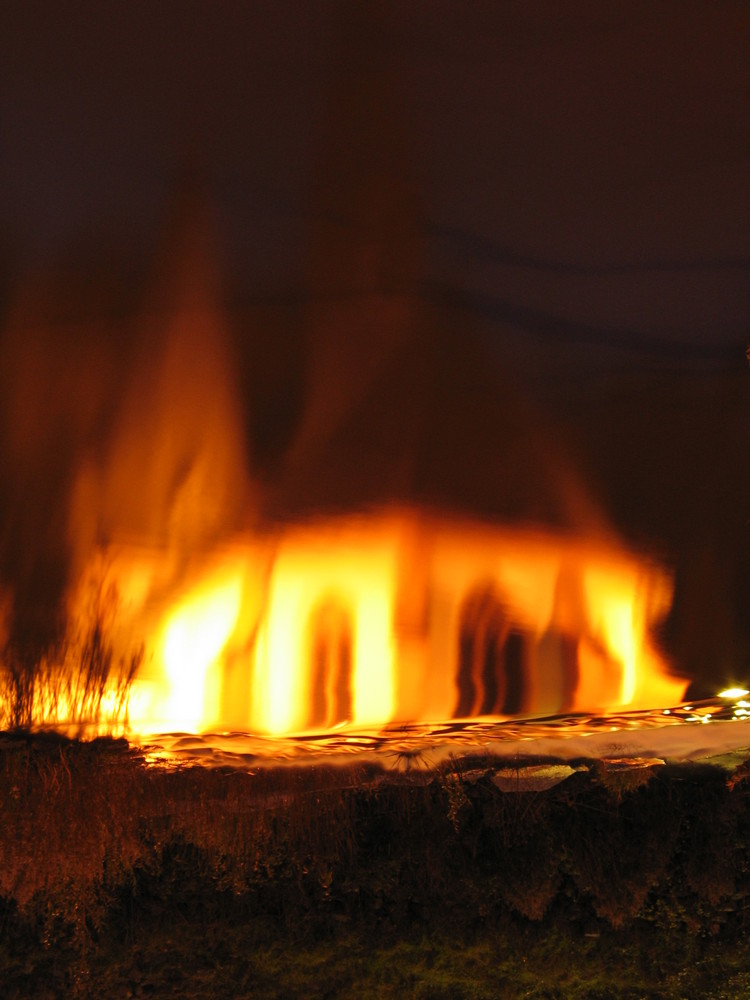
[1,1,750,688]
[2,1,749,352]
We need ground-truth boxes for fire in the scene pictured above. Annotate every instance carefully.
[93,511,684,738]
[0,185,687,738]
[159,567,243,732]
[253,524,397,733]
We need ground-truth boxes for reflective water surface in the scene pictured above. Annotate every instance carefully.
[130,695,750,771]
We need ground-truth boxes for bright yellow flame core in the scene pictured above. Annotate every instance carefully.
[92,512,686,736]
[160,571,243,731]
[254,533,396,733]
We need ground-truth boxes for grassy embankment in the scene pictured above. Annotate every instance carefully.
[3,732,750,997]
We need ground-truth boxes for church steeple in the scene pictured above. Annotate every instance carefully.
[146,158,222,320]
[306,3,420,299]
[283,3,424,486]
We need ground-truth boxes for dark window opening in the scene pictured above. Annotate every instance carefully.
[307,597,353,728]
[455,585,527,717]
[536,567,585,713]
[501,629,525,715]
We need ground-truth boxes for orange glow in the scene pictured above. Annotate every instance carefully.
[1,203,686,738]
[158,568,243,731]
[252,522,397,733]
[62,510,685,738]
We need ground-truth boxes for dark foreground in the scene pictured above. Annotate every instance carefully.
[4,732,750,998]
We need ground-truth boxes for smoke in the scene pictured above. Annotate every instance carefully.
[70,184,252,563]
[0,264,123,660]
[0,184,253,666]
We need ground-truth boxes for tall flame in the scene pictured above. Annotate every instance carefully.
[159,566,244,732]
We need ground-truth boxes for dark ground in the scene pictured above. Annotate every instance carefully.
[3,732,750,998]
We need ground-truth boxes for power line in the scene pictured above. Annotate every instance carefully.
[429,223,750,276]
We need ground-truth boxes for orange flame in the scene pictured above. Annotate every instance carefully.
[78,511,684,737]
[2,191,685,738]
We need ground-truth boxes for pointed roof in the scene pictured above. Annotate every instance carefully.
[271,5,598,533]
[305,2,420,300]
[271,301,602,532]
[145,158,223,319]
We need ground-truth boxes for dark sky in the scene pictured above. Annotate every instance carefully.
[1,1,750,688]
[1,0,749,361]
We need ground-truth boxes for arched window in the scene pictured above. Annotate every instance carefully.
[454,584,526,717]
[535,566,583,713]
[306,596,354,728]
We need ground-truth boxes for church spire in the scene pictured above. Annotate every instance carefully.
[306,2,420,299]
[282,3,424,491]
[146,155,222,319]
